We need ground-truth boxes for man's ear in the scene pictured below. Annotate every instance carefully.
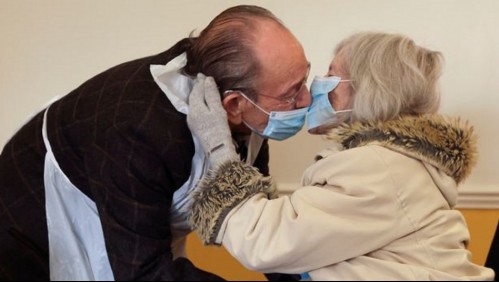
[222,92,243,125]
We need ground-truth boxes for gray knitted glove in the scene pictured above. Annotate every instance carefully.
[187,73,239,168]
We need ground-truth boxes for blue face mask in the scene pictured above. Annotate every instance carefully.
[307,75,352,134]
[236,92,309,141]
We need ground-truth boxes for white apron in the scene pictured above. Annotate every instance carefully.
[42,107,114,281]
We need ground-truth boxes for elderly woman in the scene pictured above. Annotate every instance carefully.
[186,32,495,280]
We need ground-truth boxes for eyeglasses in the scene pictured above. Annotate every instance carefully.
[224,82,307,110]
[224,64,310,108]
[256,81,308,106]
[253,65,311,107]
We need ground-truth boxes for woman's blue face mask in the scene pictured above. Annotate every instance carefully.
[306,75,352,134]
[229,91,309,141]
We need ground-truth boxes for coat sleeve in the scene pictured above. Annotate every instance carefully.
[190,146,415,274]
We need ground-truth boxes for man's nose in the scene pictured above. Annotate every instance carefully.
[295,87,311,108]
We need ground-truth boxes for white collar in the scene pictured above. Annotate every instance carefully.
[150,52,193,114]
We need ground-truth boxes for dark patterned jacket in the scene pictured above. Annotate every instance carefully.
[0,38,269,281]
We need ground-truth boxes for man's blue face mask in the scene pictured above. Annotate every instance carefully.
[307,75,352,134]
[228,91,309,141]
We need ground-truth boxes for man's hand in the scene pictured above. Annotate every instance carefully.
[187,74,238,168]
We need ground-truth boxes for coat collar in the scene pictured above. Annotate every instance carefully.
[325,114,477,184]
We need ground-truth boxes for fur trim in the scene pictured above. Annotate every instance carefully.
[326,114,477,184]
[188,160,277,245]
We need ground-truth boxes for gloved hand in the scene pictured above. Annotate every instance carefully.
[187,73,239,168]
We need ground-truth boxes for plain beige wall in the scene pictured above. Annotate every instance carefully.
[1,0,498,196]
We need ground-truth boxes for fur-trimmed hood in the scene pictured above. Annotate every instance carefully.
[326,114,478,184]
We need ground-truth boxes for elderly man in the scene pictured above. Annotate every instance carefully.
[0,5,310,281]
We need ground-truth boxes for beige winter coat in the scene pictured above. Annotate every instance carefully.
[189,115,495,281]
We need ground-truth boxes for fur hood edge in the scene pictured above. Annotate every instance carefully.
[327,114,478,184]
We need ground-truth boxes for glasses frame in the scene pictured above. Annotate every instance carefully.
[227,65,310,108]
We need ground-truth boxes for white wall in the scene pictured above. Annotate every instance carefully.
[1,0,498,202]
